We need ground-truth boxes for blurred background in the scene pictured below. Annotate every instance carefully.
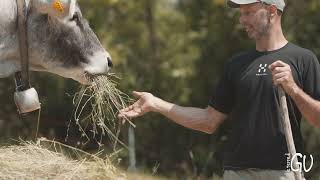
[0,0,319,179]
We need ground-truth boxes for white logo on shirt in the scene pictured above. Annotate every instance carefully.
[256,64,268,76]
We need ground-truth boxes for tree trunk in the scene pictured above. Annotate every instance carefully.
[145,0,161,91]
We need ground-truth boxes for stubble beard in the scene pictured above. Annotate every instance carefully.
[252,16,271,41]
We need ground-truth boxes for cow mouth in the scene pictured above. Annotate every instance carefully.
[84,71,110,83]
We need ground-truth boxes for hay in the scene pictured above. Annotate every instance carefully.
[0,138,126,180]
[69,74,134,146]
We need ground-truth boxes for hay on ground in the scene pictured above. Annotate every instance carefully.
[0,138,126,180]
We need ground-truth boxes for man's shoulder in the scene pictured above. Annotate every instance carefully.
[286,43,316,57]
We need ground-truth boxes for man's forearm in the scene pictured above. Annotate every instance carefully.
[288,86,320,128]
[152,97,225,134]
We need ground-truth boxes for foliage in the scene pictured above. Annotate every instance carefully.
[0,0,319,178]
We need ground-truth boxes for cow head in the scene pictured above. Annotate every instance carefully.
[26,0,112,84]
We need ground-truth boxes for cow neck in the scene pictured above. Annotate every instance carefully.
[15,0,30,91]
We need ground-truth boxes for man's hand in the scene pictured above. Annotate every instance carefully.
[269,60,320,128]
[118,91,157,119]
[269,60,298,95]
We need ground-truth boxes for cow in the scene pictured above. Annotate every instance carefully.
[0,0,112,85]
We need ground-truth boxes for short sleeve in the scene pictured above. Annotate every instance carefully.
[302,52,320,100]
[208,61,234,114]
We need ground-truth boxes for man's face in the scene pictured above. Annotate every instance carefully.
[239,3,270,40]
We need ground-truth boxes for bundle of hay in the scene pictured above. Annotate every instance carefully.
[0,138,126,180]
[70,74,134,145]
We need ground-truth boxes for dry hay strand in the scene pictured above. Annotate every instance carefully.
[0,138,126,180]
[68,74,134,147]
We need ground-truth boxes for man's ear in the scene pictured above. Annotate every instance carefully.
[31,0,76,19]
[269,4,278,17]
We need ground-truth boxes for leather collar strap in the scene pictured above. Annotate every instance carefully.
[16,0,30,91]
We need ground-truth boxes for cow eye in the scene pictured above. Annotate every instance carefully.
[70,13,79,22]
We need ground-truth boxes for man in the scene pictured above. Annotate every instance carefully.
[119,0,320,179]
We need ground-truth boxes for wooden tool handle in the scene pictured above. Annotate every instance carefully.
[278,87,303,180]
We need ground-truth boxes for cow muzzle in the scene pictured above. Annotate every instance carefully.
[84,51,113,76]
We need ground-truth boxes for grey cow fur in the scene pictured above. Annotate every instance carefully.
[0,0,111,84]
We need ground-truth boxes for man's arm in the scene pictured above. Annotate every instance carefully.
[118,91,228,134]
[269,61,320,128]
[154,98,227,134]
[286,85,320,128]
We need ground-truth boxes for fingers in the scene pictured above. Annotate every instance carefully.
[132,91,143,98]
[274,77,287,86]
[118,101,143,119]
[269,60,287,71]
[119,105,133,113]
[270,66,290,76]
[268,60,297,95]
[117,90,149,121]
[272,72,289,85]
[118,106,142,119]
[118,111,140,119]
[123,113,138,119]
[269,60,291,77]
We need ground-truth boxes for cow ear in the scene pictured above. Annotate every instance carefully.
[31,0,76,18]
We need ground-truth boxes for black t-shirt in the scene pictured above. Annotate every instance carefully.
[209,42,320,170]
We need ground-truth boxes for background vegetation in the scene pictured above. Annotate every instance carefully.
[0,0,319,179]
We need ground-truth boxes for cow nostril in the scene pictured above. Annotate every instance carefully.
[107,57,113,68]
